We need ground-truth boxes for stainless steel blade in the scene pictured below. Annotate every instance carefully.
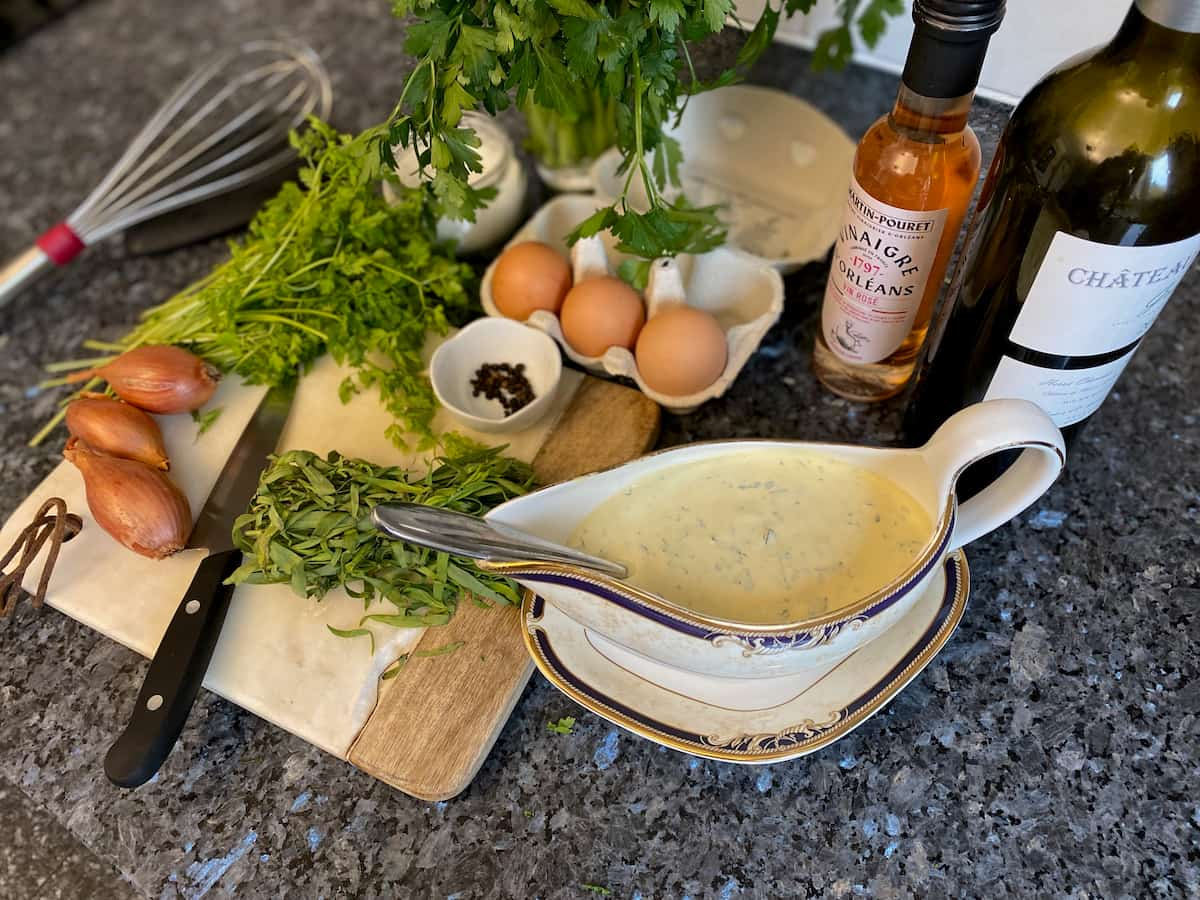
[187,382,295,553]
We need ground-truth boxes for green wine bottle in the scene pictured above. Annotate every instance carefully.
[904,0,1200,453]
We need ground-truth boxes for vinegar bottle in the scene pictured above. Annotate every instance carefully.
[904,0,1200,456]
[812,0,1005,402]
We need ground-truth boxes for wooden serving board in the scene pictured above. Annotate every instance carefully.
[349,377,661,799]
[1,352,658,798]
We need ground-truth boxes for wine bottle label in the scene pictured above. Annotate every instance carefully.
[983,230,1200,426]
[821,174,948,365]
[1008,231,1200,357]
[984,348,1138,427]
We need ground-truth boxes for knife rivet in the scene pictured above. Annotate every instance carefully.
[185,600,201,614]
[146,694,164,711]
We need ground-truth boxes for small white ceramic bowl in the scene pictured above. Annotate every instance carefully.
[429,318,562,433]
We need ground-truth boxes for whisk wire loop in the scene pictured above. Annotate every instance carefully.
[0,37,332,309]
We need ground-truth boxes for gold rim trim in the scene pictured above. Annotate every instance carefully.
[946,437,1066,484]
[487,494,955,637]
[522,552,970,763]
[492,433,1058,636]
[486,435,957,634]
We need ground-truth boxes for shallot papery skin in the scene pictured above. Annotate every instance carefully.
[63,437,191,559]
[73,345,219,414]
[65,393,170,470]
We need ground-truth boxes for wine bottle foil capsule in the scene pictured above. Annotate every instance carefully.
[904,0,1006,98]
[913,0,1006,36]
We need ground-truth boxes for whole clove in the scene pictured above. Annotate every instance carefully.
[470,362,536,417]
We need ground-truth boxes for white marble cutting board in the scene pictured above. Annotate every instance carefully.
[0,350,582,757]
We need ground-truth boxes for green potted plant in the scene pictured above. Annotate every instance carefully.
[383,0,902,269]
[522,88,619,191]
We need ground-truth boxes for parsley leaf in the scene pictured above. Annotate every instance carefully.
[649,0,687,31]
[546,716,576,735]
[813,25,855,70]
[859,0,906,48]
[702,0,734,32]
[546,0,600,18]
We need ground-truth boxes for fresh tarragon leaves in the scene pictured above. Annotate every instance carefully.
[228,440,535,630]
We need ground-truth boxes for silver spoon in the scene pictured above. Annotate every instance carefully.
[371,504,628,579]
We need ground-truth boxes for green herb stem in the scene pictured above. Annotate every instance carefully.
[42,355,117,374]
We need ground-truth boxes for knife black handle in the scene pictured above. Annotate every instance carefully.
[104,548,243,788]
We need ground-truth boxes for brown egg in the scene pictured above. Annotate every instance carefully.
[491,241,573,320]
[560,276,646,358]
[635,305,728,396]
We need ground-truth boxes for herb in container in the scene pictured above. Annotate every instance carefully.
[381,0,903,278]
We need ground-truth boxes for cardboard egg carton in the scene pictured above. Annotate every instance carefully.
[480,194,784,413]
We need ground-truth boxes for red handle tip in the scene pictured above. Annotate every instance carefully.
[36,222,86,265]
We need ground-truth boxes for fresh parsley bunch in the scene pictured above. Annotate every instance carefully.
[43,120,476,449]
[384,0,903,279]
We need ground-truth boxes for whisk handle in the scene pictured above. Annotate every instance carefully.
[0,246,53,309]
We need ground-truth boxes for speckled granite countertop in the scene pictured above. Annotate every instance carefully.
[1,2,1197,899]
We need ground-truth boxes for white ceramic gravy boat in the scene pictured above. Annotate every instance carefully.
[384,400,1065,678]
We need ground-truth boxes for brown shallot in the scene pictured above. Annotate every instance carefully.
[65,393,170,470]
[67,345,219,414]
[63,437,191,559]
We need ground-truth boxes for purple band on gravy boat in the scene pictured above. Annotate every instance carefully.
[520,508,955,647]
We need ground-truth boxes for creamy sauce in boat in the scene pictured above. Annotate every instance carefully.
[569,451,933,625]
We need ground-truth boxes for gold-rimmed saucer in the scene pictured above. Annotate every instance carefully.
[523,553,969,763]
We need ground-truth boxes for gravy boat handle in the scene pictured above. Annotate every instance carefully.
[922,400,1067,551]
[371,503,628,578]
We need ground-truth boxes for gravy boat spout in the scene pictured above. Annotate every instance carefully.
[458,400,1064,678]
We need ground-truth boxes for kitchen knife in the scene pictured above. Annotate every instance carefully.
[104,382,295,788]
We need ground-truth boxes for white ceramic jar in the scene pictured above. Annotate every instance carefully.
[383,113,527,255]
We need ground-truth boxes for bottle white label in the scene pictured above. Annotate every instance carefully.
[984,230,1200,427]
[1009,231,1200,357]
[821,175,947,365]
[984,349,1137,427]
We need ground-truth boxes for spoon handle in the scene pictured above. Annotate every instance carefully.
[371,503,628,578]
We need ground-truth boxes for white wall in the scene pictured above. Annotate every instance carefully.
[736,0,1131,104]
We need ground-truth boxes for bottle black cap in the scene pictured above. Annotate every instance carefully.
[914,0,1006,37]
[903,0,1006,98]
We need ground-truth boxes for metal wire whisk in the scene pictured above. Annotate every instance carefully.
[0,37,332,308]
